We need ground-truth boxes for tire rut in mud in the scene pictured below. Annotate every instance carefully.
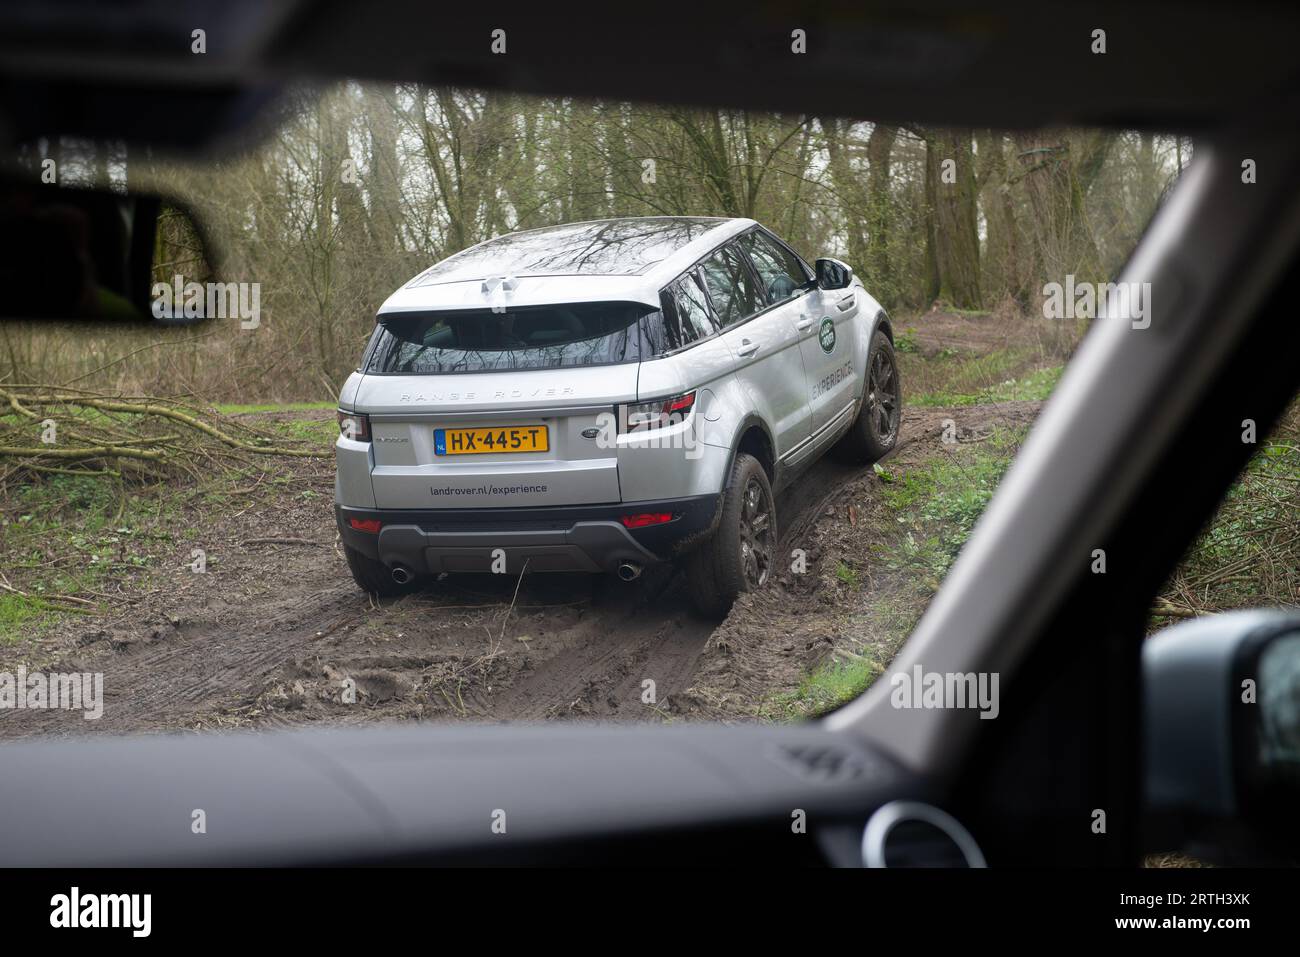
[0,400,1043,737]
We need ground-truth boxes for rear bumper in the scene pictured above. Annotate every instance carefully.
[335,495,722,575]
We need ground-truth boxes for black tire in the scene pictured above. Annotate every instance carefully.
[684,452,777,618]
[833,330,902,464]
[344,545,420,597]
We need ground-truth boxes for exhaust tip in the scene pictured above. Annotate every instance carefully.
[391,565,414,585]
[616,562,643,582]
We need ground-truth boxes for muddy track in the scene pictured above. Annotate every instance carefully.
[0,399,1043,739]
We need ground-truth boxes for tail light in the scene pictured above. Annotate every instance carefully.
[338,410,371,442]
[620,512,674,528]
[620,391,695,432]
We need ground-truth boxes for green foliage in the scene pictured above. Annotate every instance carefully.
[899,346,1028,404]
[910,364,1064,407]
[765,595,924,721]
[215,402,335,414]
[894,329,921,354]
[0,594,50,645]
[834,561,860,587]
[1159,404,1300,615]
[882,428,1024,581]
[765,430,1027,722]
[261,417,338,446]
[781,656,881,717]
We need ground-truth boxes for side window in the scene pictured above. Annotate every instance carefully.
[699,242,762,327]
[741,230,810,306]
[656,271,719,352]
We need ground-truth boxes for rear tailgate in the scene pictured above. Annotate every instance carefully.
[357,366,635,509]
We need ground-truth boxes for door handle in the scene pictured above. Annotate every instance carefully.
[795,316,815,332]
[736,338,760,357]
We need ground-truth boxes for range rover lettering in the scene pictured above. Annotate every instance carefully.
[335,217,901,616]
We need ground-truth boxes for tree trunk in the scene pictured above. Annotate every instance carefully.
[929,129,982,309]
[364,86,403,254]
[823,117,869,274]
[922,137,941,306]
[864,123,897,304]
[976,130,1028,305]
[1015,132,1102,285]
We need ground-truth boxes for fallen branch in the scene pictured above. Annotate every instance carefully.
[0,578,95,608]
[1151,599,1199,619]
[0,385,327,485]
[0,444,164,462]
[241,537,323,547]
[5,392,318,457]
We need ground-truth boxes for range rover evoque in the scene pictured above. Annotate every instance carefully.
[334,216,901,616]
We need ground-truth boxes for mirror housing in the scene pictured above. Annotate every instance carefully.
[0,170,214,324]
[1143,608,1300,864]
[815,257,853,290]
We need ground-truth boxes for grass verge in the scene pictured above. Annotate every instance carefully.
[910,365,1063,407]
[0,411,333,648]
[770,428,1026,719]
[1155,400,1299,621]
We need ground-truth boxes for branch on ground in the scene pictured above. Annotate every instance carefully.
[0,386,327,485]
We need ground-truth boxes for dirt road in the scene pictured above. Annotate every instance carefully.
[0,394,1042,739]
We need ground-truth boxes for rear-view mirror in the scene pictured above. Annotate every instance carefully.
[0,171,215,324]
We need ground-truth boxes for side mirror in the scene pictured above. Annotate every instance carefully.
[1143,608,1300,864]
[0,171,215,324]
[815,257,853,290]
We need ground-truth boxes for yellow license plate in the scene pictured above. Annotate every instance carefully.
[433,425,549,455]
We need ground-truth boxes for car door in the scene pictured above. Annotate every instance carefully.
[743,229,860,438]
[698,240,812,460]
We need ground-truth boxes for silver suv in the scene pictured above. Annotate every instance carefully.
[335,217,901,616]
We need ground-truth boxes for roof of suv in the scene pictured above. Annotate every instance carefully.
[379,216,755,314]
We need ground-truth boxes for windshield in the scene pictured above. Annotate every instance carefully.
[8,87,1281,768]
[365,303,652,373]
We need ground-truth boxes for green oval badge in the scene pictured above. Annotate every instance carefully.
[818,316,836,354]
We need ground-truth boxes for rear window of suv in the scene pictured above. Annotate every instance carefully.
[364,303,653,374]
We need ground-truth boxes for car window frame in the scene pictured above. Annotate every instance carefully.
[653,270,720,356]
[711,229,816,328]
[645,225,817,360]
[751,225,816,288]
[739,230,807,309]
[696,239,767,329]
